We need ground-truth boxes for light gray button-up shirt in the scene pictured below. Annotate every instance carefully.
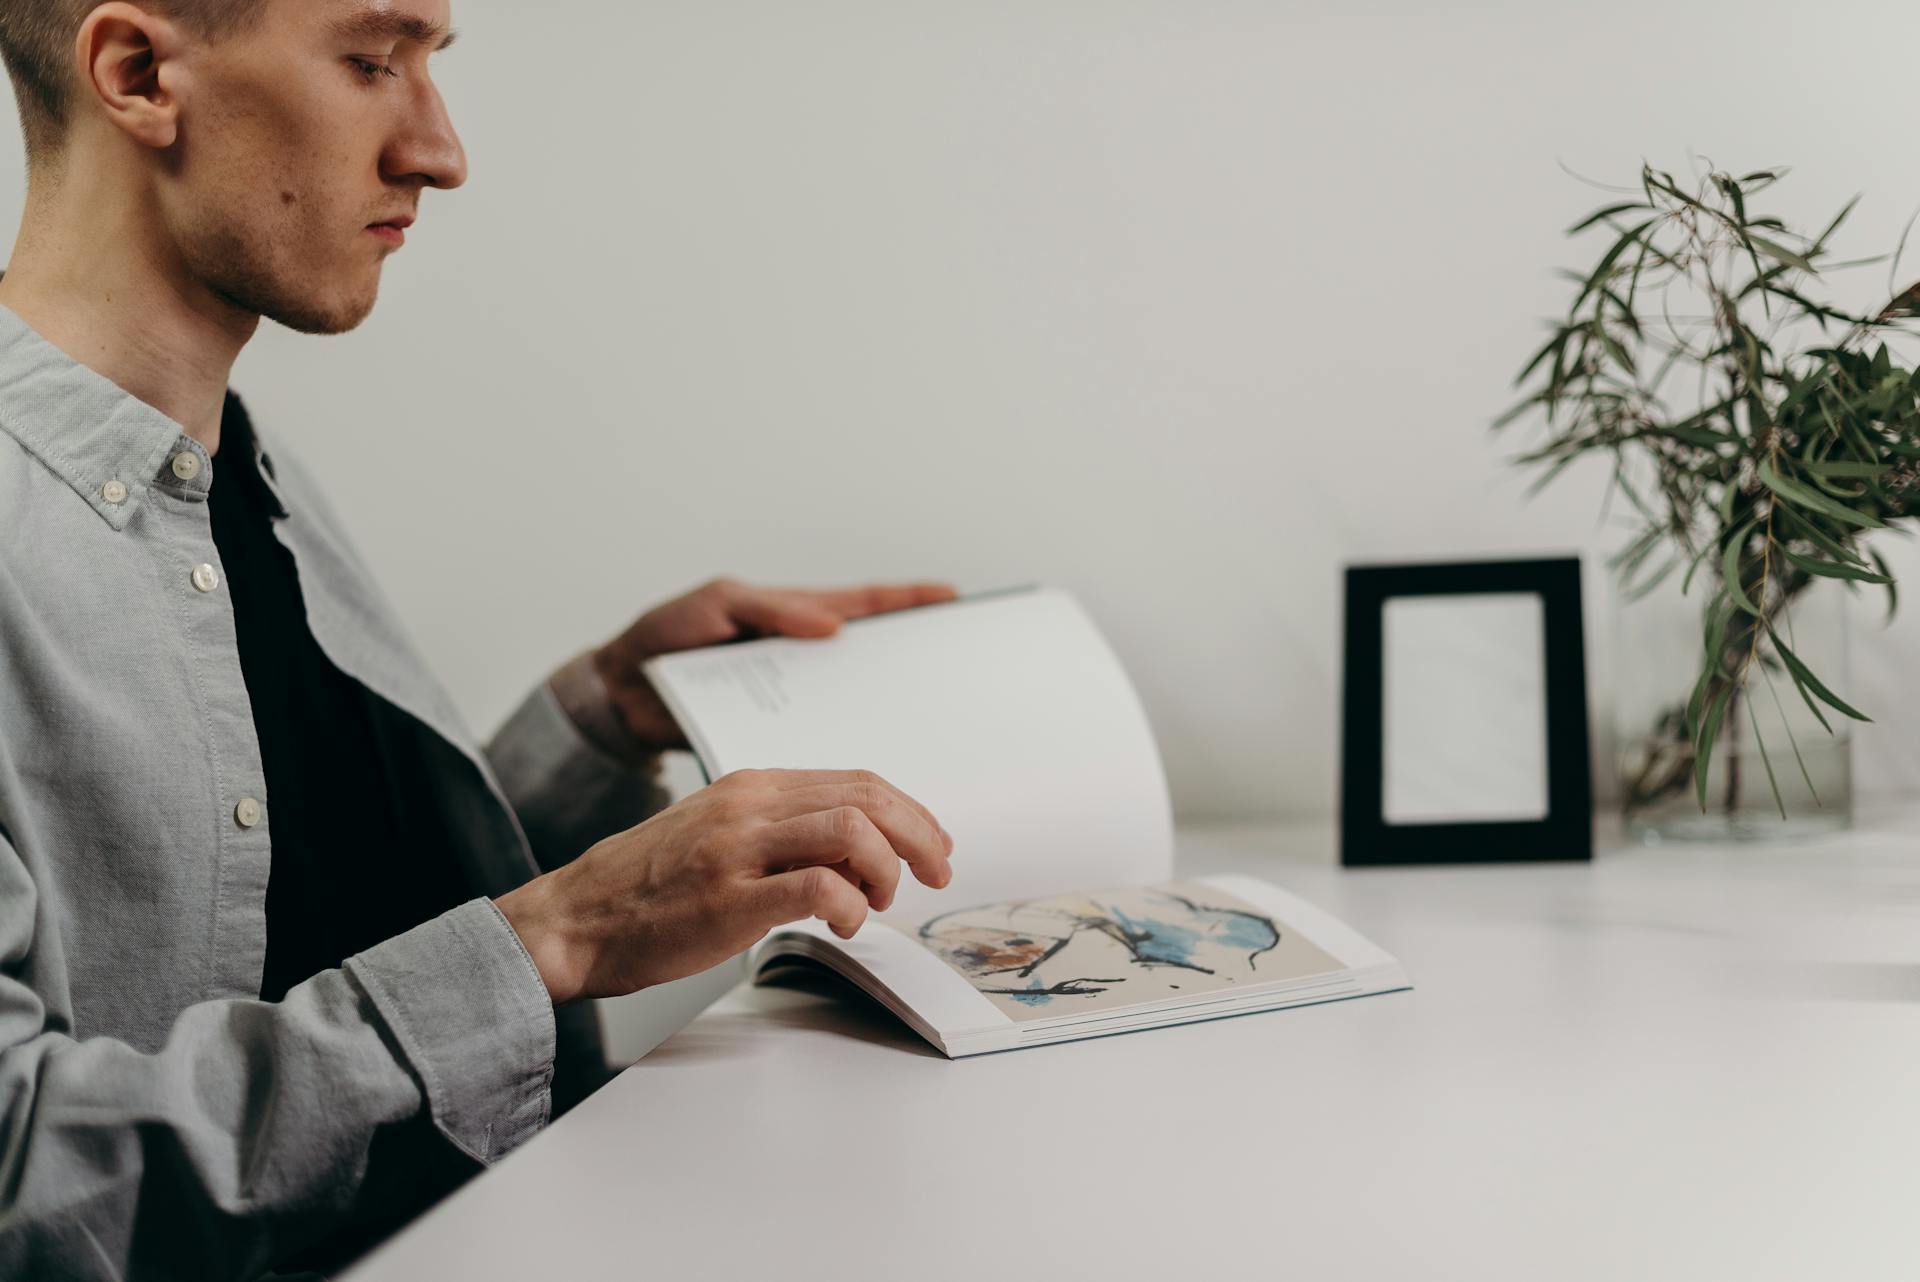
[0,302,669,1278]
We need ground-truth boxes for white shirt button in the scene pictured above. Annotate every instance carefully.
[171,452,202,481]
[190,563,219,593]
[234,797,262,828]
[101,480,128,504]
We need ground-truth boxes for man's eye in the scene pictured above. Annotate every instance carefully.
[347,56,399,82]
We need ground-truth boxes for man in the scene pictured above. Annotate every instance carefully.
[0,0,957,1276]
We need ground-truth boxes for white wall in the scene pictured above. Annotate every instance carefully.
[5,0,1916,819]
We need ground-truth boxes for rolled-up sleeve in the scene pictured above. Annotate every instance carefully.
[485,666,673,871]
[0,829,555,1280]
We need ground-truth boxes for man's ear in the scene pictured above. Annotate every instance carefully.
[74,3,188,151]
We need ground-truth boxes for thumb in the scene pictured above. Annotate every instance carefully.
[732,594,844,639]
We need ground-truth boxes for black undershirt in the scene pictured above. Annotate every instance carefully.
[207,394,473,1003]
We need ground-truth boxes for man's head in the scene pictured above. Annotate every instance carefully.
[0,0,466,333]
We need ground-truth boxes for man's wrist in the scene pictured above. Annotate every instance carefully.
[495,872,588,1007]
[547,650,664,767]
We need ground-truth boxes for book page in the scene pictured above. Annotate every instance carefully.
[645,586,1174,918]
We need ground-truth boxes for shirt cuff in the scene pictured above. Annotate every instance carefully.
[345,897,556,1165]
[486,675,672,872]
[547,650,659,767]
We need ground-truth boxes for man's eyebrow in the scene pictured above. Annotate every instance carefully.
[327,10,459,52]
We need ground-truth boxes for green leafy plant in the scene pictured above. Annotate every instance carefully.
[1497,163,1920,817]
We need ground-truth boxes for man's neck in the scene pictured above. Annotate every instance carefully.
[0,163,260,456]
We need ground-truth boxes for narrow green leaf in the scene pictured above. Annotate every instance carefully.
[1770,629,1872,723]
[1757,457,1885,529]
[1623,230,1657,316]
[1686,665,1714,743]
[1644,168,1702,210]
[1493,394,1545,430]
[1811,193,1861,254]
[1694,684,1734,810]
[1745,700,1788,821]
[1800,460,1891,479]
[1665,426,1735,449]
[1808,470,1869,500]
[1722,522,1763,616]
[1688,597,1732,738]
[1597,283,1645,336]
[1775,648,1834,735]
[1659,395,1741,440]
[1735,261,1790,300]
[1781,548,1892,583]
[1679,535,1718,596]
[1566,201,1651,234]
[1871,547,1899,621]
[1573,218,1659,313]
[1772,501,1868,566]
[1759,664,1821,807]
[1513,329,1570,389]
[1623,555,1679,602]
[1703,592,1733,662]
[1776,370,1827,417]
[1594,325,1636,373]
[1750,234,1816,273]
[1522,451,1580,498]
[1759,285,1864,327]
[1733,223,1771,318]
[1607,526,1662,572]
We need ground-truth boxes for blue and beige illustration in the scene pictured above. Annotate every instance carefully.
[914,880,1341,1021]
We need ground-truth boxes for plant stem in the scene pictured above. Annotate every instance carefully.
[1723,686,1741,815]
[1722,453,1780,817]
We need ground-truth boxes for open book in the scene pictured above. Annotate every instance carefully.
[643,585,1409,1057]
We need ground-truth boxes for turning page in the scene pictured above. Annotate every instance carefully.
[643,586,1174,918]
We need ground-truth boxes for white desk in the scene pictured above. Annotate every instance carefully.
[347,808,1920,1281]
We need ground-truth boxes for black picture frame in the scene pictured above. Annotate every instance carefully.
[1340,557,1592,865]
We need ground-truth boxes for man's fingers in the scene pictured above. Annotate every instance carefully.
[766,769,951,856]
[727,591,843,639]
[757,808,903,911]
[769,782,951,889]
[757,865,871,939]
[806,582,958,620]
[704,581,956,642]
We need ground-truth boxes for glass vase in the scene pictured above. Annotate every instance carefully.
[1613,570,1854,843]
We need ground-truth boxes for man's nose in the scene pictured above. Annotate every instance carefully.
[383,80,468,192]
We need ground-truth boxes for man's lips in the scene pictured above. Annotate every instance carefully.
[366,214,413,247]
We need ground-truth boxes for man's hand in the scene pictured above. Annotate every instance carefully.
[494,767,954,1005]
[590,577,959,755]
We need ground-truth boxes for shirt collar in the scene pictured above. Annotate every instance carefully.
[0,300,283,529]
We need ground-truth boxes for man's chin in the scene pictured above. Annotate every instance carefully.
[264,285,380,336]
[206,268,381,336]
